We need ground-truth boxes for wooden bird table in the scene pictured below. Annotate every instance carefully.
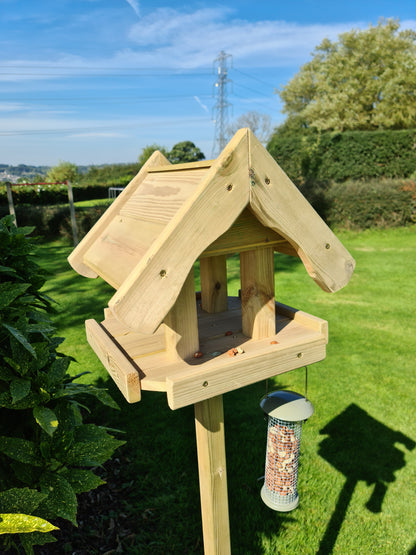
[68,128,354,554]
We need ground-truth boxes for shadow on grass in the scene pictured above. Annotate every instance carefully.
[317,404,415,555]
[90,377,294,554]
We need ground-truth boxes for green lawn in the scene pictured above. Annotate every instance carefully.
[36,226,416,554]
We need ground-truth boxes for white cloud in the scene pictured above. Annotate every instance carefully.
[125,7,359,68]
[124,0,140,18]
[4,9,416,80]
[0,102,26,112]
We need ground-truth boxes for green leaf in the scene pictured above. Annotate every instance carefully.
[48,357,71,386]
[60,468,106,494]
[27,323,55,335]
[2,324,36,357]
[66,424,125,467]
[19,530,56,551]
[0,513,58,535]
[85,387,120,410]
[0,361,16,380]
[0,264,18,277]
[39,473,77,525]
[0,282,30,309]
[57,382,120,410]
[10,379,31,403]
[0,488,47,514]
[12,462,42,486]
[0,437,43,466]
[33,407,59,436]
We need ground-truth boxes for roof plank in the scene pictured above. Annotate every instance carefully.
[108,129,252,334]
[68,149,170,278]
[247,132,355,292]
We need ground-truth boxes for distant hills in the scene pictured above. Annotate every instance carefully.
[0,164,49,183]
[0,164,99,183]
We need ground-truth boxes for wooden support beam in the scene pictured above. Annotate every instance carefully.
[85,319,141,403]
[200,255,228,313]
[164,268,199,360]
[194,395,231,555]
[240,247,275,339]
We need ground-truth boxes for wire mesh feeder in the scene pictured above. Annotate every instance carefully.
[260,390,314,512]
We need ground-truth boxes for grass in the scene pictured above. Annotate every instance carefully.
[74,198,113,208]
[35,226,416,554]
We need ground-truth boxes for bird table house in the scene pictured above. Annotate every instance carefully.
[68,128,355,554]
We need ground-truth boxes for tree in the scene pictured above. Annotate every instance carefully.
[168,141,205,164]
[46,161,79,183]
[278,19,416,132]
[138,144,168,166]
[227,111,272,143]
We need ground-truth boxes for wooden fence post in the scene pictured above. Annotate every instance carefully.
[5,182,17,226]
[67,181,78,246]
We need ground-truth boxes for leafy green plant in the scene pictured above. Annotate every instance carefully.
[0,215,125,554]
[0,183,109,206]
[268,128,416,183]
[326,179,416,229]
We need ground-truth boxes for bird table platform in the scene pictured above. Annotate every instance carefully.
[68,128,354,554]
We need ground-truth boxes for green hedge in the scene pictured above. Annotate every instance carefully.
[0,179,414,240]
[267,128,416,184]
[0,183,110,206]
[0,203,110,241]
[321,179,416,229]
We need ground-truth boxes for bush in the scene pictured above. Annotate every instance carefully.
[325,179,416,229]
[267,128,416,183]
[0,203,111,241]
[0,216,124,553]
[0,183,110,207]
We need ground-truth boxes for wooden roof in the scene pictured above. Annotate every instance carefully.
[68,128,355,334]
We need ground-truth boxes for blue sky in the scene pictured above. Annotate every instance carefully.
[1,0,415,166]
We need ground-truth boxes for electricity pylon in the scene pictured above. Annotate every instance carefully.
[212,51,232,157]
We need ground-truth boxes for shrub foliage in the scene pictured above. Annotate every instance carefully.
[0,216,124,553]
[325,179,416,229]
[0,183,110,207]
[267,128,416,184]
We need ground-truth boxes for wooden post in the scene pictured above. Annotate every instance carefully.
[240,247,275,339]
[194,395,231,555]
[200,255,228,313]
[67,181,79,246]
[164,268,199,359]
[5,182,17,226]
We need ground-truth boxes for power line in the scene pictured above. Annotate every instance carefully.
[0,65,212,72]
[233,68,277,89]
[233,81,272,99]
[0,94,211,103]
[0,117,210,137]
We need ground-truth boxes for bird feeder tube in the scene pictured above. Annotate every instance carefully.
[85,296,328,410]
[261,390,314,511]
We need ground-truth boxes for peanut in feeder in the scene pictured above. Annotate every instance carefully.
[260,389,314,512]
[67,128,355,554]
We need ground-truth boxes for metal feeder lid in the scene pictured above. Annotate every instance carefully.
[260,390,314,421]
